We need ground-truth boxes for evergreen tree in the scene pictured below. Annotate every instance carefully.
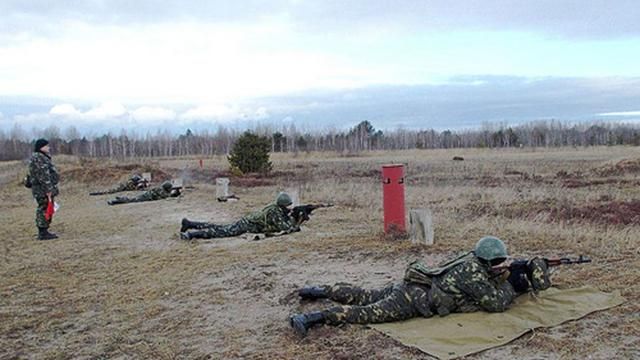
[228,131,272,173]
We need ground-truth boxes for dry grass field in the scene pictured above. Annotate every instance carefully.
[1,147,639,359]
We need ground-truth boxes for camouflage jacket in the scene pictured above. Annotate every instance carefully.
[120,179,139,191]
[97,180,138,194]
[28,151,59,198]
[428,253,516,316]
[244,203,297,233]
[134,185,172,201]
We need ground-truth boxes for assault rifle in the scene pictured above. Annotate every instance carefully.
[291,203,334,225]
[492,255,592,273]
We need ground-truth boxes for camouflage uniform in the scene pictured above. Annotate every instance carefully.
[90,178,145,195]
[107,184,172,205]
[29,151,59,229]
[320,253,516,325]
[190,203,296,238]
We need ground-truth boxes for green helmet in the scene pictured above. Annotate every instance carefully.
[161,181,173,191]
[474,236,508,262]
[276,192,293,207]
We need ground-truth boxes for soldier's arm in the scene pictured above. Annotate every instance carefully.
[267,208,299,233]
[454,262,517,313]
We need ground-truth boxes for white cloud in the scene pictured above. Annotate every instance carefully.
[598,110,640,116]
[49,103,81,117]
[181,104,238,122]
[254,107,269,120]
[0,21,378,105]
[180,104,272,123]
[85,101,128,119]
[131,106,176,122]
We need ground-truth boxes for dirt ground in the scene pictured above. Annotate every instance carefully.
[1,147,639,359]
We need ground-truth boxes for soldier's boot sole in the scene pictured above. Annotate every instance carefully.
[38,232,58,240]
[299,286,329,300]
[289,314,309,337]
[180,218,189,233]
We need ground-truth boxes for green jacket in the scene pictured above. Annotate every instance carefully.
[133,186,172,201]
[29,151,59,199]
[406,253,516,316]
[244,203,297,233]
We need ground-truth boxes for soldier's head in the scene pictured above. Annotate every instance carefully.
[276,192,293,208]
[34,138,50,154]
[161,181,173,192]
[131,174,142,183]
[474,236,508,266]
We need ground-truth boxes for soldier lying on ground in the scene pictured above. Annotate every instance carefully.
[289,236,551,337]
[89,174,148,195]
[179,192,299,240]
[107,181,180,205]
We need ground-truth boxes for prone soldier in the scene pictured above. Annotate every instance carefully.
[89,174,148,195]
[289,236,552,337]
[107,181,180,205]
[180,192,299,240]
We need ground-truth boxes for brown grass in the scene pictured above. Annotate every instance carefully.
[1,146,639,359]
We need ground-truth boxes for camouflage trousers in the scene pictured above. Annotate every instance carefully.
[321,282,432,325]
[109,196,139,205]
[197,218,262,239]
[110,192,155,204]
[34,195,52,229]
[90,184,128,195]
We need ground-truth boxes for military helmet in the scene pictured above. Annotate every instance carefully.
[474,236,508,262]
[276,192,293,207]
[131,174,142,183]
[161,181,173,191]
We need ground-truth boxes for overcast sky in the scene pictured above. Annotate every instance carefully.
[1,0,639,134]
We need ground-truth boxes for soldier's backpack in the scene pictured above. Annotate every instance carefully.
[404,252,474,286]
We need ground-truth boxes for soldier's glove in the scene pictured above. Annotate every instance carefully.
[507,266,530,293]
[526,257,551,291]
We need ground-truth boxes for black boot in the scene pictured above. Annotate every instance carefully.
[298,286,329,300]
[180,218,209,232]
[38,227,58,240]
[180,230,208,240]
[289,311,326,337]
[107,197,127,206]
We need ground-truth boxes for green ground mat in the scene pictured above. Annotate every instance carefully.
[371,286,625,359]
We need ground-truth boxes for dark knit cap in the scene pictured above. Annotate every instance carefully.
[34,138,49,152]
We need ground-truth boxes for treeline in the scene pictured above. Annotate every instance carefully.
[2,119,640,161]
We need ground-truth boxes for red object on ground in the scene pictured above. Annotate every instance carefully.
[382,164,406,233]
[199,159,204,169]
[45,197,54,221]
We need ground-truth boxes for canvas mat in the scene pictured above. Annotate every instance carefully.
[370,286,625,359]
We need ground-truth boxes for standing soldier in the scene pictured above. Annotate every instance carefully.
[179,192,299,240]
[289,236,551,337]
[107,181,179,205]
[89,174,148,195]
[28,138,59,240]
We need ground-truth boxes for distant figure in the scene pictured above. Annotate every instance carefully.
[89,174,148,195]
[180,192,299,240]
[107,181,179,205]
[28,138,60,240]
[452,156,464,161]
